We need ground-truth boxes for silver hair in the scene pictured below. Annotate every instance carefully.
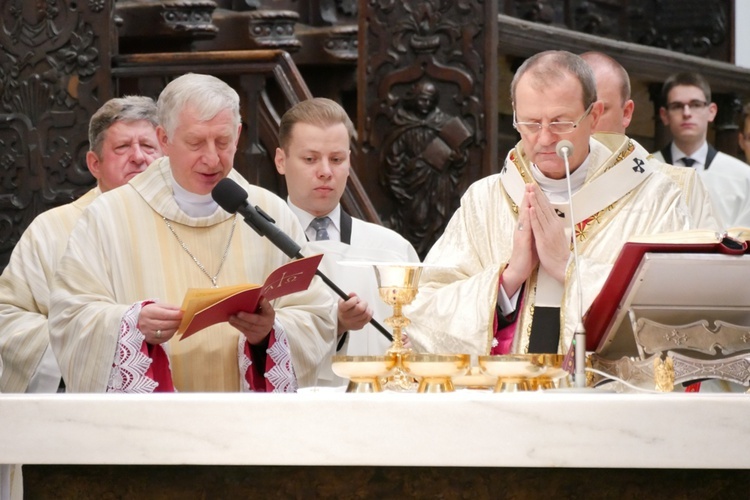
[157,73,241,139]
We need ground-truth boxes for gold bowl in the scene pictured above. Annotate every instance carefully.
[332,355,397,393]
[528,354,571,390]
[478,355,548,392]
[402,353,470,393]
[452,366,497,390]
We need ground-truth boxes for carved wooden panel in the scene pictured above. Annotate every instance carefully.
[503,0,562,25]
[501,0,733,62]
[359,0,497,258]
[0,0,114,269]
[628,0,731,59]
[116,0,219,54]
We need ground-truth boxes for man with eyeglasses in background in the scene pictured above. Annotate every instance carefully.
[406,50,691,357]
[654,72,750,228]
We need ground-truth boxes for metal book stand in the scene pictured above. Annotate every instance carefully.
[590,252,750,391]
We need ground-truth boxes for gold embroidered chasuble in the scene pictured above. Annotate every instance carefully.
[49,158,335,392]
[0,188,100,393]
[406,134,692,356]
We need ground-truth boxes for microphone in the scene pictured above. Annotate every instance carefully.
[556,139,573,159]
[213,178,303,259]
[212,178,393,342]
[556,139,587,388]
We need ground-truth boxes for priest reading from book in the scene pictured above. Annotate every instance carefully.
[49,73,335,393]
[405,50,695,356]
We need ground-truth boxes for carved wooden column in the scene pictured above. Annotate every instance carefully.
[713,92,742,160]
[648,82,669,153]
[358,0,497,258]
[0,0,115,269]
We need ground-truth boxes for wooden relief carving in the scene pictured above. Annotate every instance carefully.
[247,10,301,51]
[570,0,622,38]
[628,0,729,58]
[504,0,559,25]
[116,1,218,53]
[307,0,358,26]
[0,0,113,269]
[321,25,357,62]
[359,0,496,258]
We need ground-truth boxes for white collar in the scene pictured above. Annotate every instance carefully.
[530,152,590,203]
[671,141,708,167]
[287,199,341,233]
[170,171,219,217]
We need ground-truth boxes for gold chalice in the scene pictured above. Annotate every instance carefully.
[402,353,470,393]
[332,355,396,393]
[373,264,423,391]
[478,355,548,392]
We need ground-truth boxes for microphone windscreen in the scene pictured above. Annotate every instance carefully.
[556,140,574,159]
[212,178,248,214]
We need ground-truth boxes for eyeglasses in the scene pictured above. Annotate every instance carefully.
[666,100,709,113]
[513,103,594,135]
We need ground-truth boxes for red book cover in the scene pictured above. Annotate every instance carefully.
[583,235,748,351]
[178,254,324,340]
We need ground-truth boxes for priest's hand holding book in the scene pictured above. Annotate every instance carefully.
[228,296,276,345]
[139,303,183,345]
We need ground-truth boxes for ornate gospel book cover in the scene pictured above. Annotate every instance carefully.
[177,254,323,340]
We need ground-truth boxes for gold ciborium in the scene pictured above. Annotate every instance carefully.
[332,355,396,393]
[373,264,423,391]
[478,355,548,392]
[403,353,470,393]
[527,354,571,390]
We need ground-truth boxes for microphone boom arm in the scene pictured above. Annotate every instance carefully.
[239,204,394,343]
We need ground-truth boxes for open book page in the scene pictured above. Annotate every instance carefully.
[177,254,323,340]
[628,227,750,244]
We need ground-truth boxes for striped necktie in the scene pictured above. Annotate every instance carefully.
[310,217,331,241]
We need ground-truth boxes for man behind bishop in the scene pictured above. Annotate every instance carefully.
[49,73,335,393]
[406,50,693,356]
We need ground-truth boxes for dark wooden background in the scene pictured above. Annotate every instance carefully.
[1,0,748,266]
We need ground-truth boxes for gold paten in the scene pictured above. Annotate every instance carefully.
[403,353,470,393]
[331,355,396,393]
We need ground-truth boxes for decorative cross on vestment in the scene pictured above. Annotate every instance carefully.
[310,217,331,241]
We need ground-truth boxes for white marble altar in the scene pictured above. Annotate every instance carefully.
[1,390,749,469]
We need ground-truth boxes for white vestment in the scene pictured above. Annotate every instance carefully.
[49,158,335,393]
[299,211,420,385]
[654,161,721,231]
[654,148,750,228]
[0,188,99,393]
[407,134,692,355]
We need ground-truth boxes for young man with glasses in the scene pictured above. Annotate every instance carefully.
[405,50,691,357]
[654,72,750,227]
